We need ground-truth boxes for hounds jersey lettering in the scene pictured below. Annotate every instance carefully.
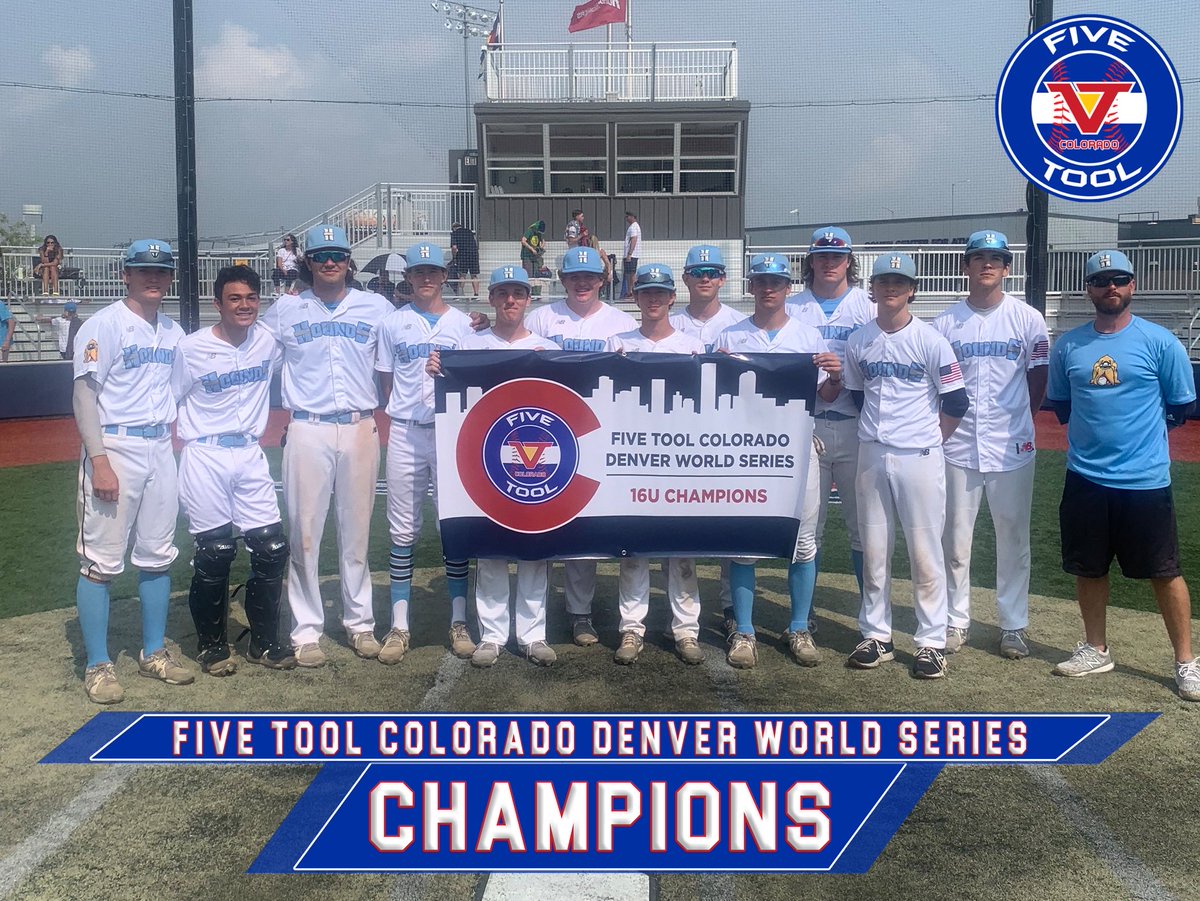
[843,317,965,449]
[375,304,473,423]
[73,299,182,427]
[606,329,705,354]
[172,323,281,441]
[669,304,745,352]
[790,286,873,418]
[933,293,1050,471]
[525,300,636,352]
[261,287,393,415]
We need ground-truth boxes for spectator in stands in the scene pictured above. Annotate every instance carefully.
[450,223,481,299]
[520,219,546,279]
[621,211,641,299]
[346,258,364,290]
[0,300,14,361]
[564,210,585,248]
[39,302,82,359]
[37,235,64,296]
[588,232,614,300]
[274,234,300,293]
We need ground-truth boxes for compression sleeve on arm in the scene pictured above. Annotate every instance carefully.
[849,390,864,411]
[73,376,107,459]
[1166,400,1195,430]
[1051,398,1071,425]
[939,387,969,418]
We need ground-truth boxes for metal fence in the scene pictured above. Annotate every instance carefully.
[288,184,478,250]
[484,42,738,102]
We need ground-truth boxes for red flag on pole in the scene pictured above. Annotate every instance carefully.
[568,0,625,33]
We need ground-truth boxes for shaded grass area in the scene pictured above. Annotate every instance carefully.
[2,449,1197,620]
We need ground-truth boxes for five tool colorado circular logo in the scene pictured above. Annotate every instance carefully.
[996,15,1181,202]
[457,379,600,533]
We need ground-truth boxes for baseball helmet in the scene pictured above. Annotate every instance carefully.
[684,244,725,272]
[123,239,176,270]
[64,302,78,312]
[808,227,853,255]
[964,230,1013,261]
[870,252,918,281]
[560,246,605,276]
[1085,250,1135,279]
[489,265,531,290]
[406,242,448,270]
[747,252,792,280]
[633,264,676,292]
[304,224,351,254]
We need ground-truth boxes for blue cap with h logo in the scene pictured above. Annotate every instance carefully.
[304,224,351,254]
[560,246,605,275]
[633,264,676,292]
[406,242,448,270]
[124,239,176,270]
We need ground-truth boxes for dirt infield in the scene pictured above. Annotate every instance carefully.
[4,410,1200,469]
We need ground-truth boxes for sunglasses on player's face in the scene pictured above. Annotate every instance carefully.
[686,267,725,280]
[1087,274,1133,288]
[308,250,350,264]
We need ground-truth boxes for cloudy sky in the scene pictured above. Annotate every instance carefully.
[0,0,1195,246]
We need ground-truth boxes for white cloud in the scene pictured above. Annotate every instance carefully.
[41,45,95,88]
[196,23,309,97]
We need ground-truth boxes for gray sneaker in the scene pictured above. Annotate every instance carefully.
[786,630,821,667]
[571,615,600,647]
[294,642,327,668]
[945,626,969,654]
[1175,658,1200,702]
[84,662,124,705]
[522,640,557,666]
[614,631,644,665]
[1000,629,1030,660]
[471,641,502,668]
[349,631,382,660]
[675,636,704,665]
[377,629,410,665]
[1053,642,1114,677]
[726,633,758,669]
[449,621,476,658]
[138,647,195,685]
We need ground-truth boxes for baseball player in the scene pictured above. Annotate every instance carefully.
[787,227,874,602]
[375,242,475,663]
[526,246,637,646]
[260,224,393,668]
[172,265,295,675]
[71,239,191,704]
[605,264,706,665]
[933,231,1049,658]
[1048,250,1199,701]
[429,265,558,667]
[715,253,841,669]
[843,253,968,679]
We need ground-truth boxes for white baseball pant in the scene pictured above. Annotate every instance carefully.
[386,422,438,546]
[618,558,701,639]
[814,414,862,552]
[77,436,178,579]
[282,418,379,646]
[475,559,549,646]
[178,443,279,535]
[855,441,948,649]
[943,461,1035,631]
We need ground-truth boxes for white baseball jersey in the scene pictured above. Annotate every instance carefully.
[525,300,637,352]
[461,329,550,351]
[783,295,829,331]
[791,286,874,418]
[51,316,73,354]
[606,329,704,354]
[844,317,965,449]
[376,304,473,423]
[933,294,1050,472]
[261,288,392,415]
[715,315,830,365]
[73,299,182,427]
[172,324,281,442]
[669,304,746,353]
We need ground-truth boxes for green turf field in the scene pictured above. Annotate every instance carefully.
[3,449,1197,621]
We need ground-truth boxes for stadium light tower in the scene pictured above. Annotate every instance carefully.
[431,1,499,150]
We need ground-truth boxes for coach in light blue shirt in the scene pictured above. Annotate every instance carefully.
[1046,249,1199,701]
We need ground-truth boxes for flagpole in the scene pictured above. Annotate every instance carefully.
[498,0,504,44]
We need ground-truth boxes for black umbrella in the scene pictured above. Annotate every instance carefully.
[361,252,407,275]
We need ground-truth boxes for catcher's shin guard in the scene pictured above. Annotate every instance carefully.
[189,524,238,666]
[243,523,293,665]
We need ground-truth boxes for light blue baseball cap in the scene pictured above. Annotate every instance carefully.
[633,264,676,292]
[489,265,531,290]
[870,252,918,281]
[406,242,448,270]
[808,227,853,255]
[124,239,175,270]
[684,245,725,272]
[1086,250,1135,279]
[964,230,1013,261]
[304,224,351,254]
[560,246,605,275]
[747,252,792,280]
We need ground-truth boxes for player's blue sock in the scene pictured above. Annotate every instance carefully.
[787,560,817,633]
[729,562,756,636]
[76,576,111,668]
[139,571,171,655]
[445,557,469,622]
[851,549,865,595]
[390,545,413,629]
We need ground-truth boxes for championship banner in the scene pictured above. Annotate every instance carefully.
[568,0,625,34]
[44,712,1155,874]
[434,351,819,562]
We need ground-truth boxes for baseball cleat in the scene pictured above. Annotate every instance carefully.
[786,630,821,667]
[84,662,124,705]
[911,646,947,679]
[945,627,969,654]
[675,636,704,665]
[377,629,410,665]
[726,633,758,669]
[999,629,1030,659]
[847,638,895,669]
[471,641,502,668]
[449,622,477,658]
[294,642,327,668]
[245,642,296,670]
[138,647,195,685]
[522,640,557,666]
[1053,642,1113,677]
[720,610,737,643]
[1175,659,1200,702]
[198,645,238,677]
[614,631,644,665]
[571,615,599,647]
[349,631,382,660]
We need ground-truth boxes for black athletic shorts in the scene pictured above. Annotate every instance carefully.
[1059,469,1181,579]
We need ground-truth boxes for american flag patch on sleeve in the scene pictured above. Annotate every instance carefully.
[1030,338,1050,362]
[939,362,963,385]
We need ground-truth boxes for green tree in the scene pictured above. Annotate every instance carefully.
[0,212,37,246]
